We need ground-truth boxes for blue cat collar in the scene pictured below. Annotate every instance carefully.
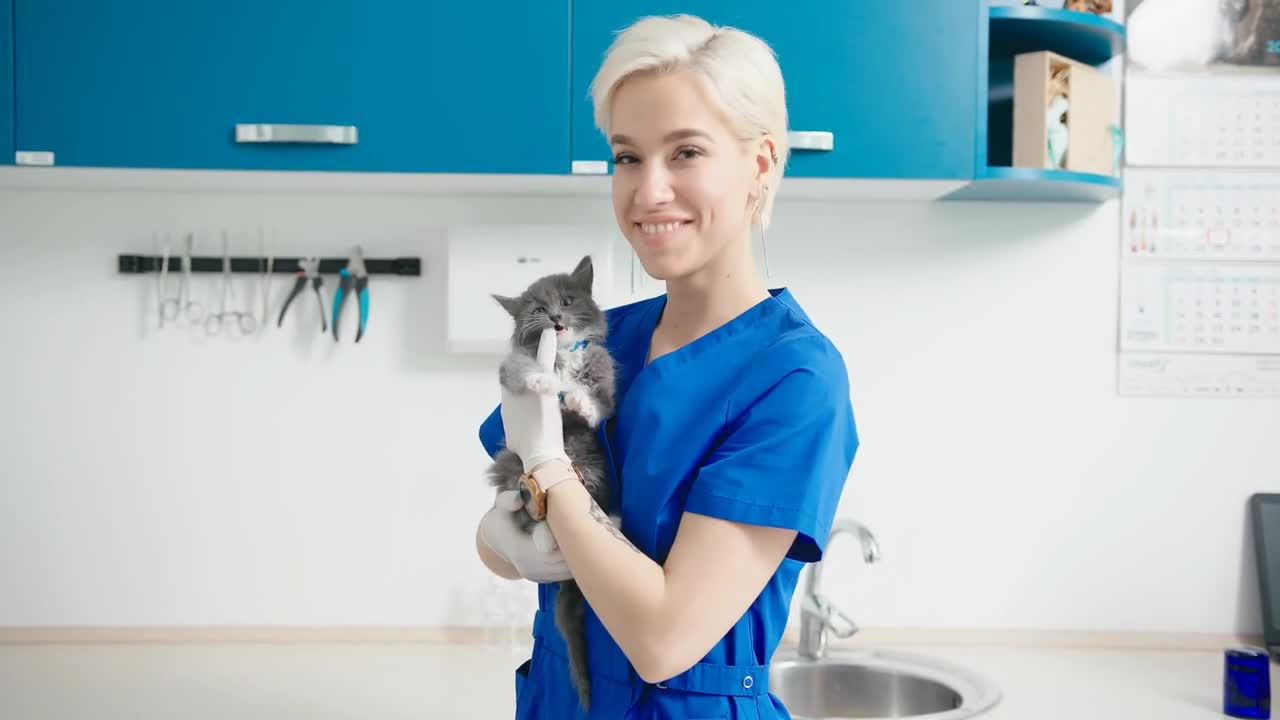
[569,339,589,352]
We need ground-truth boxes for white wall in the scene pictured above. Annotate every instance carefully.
[0,172,1274,636]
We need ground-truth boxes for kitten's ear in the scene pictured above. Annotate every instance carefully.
[570,255,594,293]
[491,294,521,316]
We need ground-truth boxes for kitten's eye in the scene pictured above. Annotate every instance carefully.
[561,297,573,307]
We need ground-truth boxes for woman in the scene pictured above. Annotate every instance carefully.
[474,14,858,719]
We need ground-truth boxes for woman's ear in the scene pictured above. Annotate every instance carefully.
[754,135,777,182]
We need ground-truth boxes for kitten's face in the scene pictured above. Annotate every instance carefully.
[493,256,605,352]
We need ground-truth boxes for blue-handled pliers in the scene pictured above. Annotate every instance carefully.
[331,246,369,342]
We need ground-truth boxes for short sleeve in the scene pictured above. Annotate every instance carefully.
[684,344,858,562]
[478,404,505,460]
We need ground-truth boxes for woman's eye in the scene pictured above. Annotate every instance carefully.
[674,146,703,161]
[612,153,637,165]
[561,297,574,307]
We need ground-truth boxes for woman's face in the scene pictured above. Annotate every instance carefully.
[608,68,765,284]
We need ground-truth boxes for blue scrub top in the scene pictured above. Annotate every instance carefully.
[478,287,859,719]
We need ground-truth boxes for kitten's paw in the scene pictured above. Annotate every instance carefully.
[532,522,559,553]
[561,388,600,425]
[524,372,559,395]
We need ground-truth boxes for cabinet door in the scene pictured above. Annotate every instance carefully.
[14,1,569,174]
[352,2,570,175]
[1,0,12,166]
[571,1,980,180]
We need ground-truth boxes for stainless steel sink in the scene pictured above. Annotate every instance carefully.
[770,648,1001,720]
[776,518,1001,718]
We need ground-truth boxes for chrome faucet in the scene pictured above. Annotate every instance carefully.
[796,517,881,660]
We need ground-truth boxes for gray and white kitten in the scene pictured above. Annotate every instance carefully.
[487,254,617,711]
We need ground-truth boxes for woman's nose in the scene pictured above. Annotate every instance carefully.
[635,164,676,206]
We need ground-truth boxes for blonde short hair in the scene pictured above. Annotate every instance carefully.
[590,14,788,229]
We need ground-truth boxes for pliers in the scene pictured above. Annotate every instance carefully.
[331,246,369,342]
[277,257,327,332]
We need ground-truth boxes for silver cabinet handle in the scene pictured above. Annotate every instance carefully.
[235,124,358,145]
[571,160,609,175]
[788,131,834,151]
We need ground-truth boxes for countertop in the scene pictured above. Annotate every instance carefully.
[868,643,1274,720]
[1,638,1275,719]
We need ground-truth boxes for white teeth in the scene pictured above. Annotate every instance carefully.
[640,221,683,235]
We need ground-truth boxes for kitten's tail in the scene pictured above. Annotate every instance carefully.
[555,580,591,710]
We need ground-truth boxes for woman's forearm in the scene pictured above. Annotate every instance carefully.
[545,478,673,681]
[542,462,796,682]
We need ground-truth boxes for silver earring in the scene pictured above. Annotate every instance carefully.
[760,185,771,280]
[761,223,771,280]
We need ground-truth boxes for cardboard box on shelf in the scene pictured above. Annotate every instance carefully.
[1012,50,1117,176]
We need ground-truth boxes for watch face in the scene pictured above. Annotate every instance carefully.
[518,480,534,509]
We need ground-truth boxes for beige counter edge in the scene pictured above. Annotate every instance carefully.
[0,626,1263,651]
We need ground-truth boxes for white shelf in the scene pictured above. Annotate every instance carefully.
[0,166,965,201]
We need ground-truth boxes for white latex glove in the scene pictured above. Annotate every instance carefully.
[478,490,572,583]
[500,328,570,474]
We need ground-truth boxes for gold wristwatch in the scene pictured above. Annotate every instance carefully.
[518,461,586,521]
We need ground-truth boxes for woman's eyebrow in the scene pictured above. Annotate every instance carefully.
[610,128,715,146]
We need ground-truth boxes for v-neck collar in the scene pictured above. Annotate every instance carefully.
[638,287,792,373]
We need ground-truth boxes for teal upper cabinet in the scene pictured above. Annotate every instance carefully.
[570,1,981,180]
[13,1,570,173]
[1,0,12,166]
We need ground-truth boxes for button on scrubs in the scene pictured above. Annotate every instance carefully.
[478,288,858,719]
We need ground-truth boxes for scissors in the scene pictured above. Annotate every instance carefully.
[154,236,172,329]
[158,232,204,324]
[257,228,275,333]
[205,232,257,336]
